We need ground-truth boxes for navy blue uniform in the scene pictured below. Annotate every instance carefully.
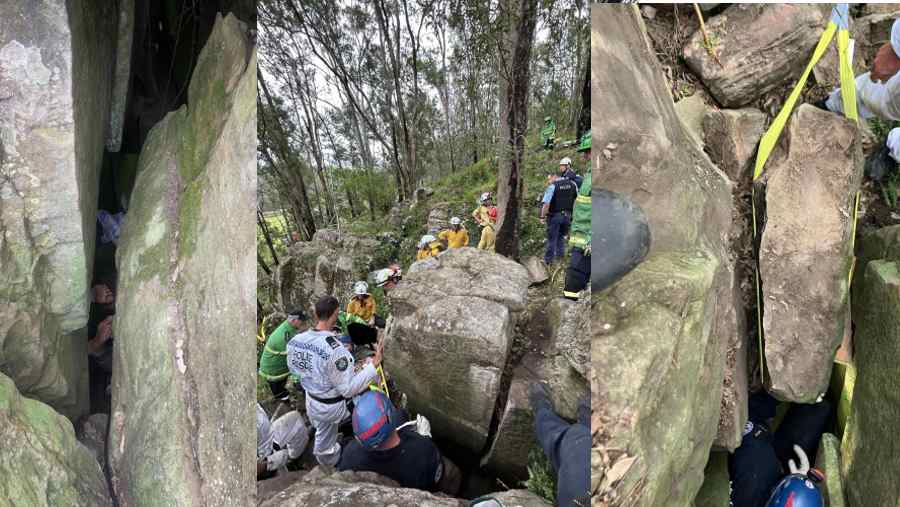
[534,398,590,507]
[337,427,444,491]
[729,392,831,507]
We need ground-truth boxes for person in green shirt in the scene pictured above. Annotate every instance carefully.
[564,130,592,300]
[259,309,308,400]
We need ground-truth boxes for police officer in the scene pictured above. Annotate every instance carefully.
[540,170,578,265]
[287,295,384,469]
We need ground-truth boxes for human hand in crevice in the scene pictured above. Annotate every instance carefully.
[93,283,115,305]
[88,316,113,356]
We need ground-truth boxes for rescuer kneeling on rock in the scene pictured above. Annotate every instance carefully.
[256,402,309,479]
[337,390,462,496]
[287,296,384,470]
[258,309,308,401]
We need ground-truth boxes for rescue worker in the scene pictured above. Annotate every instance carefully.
[822,16,900,181]
[257,403,310,479]
[558,157,583,187]
[541,116,557,150]
[565,132,592,300]
[374,265,403,291]
[347,281,376,323]
[258,310,308,401]
[472,192,496,251]
[416,234,442,261]
[338,391,462,495]
[287,296,384,469]
[540,171,578,265]
[730,391,830,507]
[529,382,590,507]
[438,217,469,249]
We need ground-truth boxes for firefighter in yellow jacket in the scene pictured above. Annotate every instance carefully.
[416,234,442,261]
[472,192,496,251]
[438,217,469,249]
[347,281,376,323]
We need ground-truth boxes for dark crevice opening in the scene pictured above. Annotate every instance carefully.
[76,1,255,502]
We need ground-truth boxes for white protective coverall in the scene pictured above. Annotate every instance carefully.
[826,18,900,160]
[286,329,378,467]
[256,403,309,462]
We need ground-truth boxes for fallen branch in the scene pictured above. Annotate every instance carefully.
[693,3,725,69]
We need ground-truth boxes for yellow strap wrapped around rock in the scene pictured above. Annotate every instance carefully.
[751,4,858,384]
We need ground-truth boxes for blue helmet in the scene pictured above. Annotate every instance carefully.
[765,475,823,507]
[352,391,397,449]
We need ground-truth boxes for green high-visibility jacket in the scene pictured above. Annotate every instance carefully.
[258,320,299,381]
[569,170,591,249]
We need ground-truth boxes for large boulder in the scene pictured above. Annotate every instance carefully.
[843,260,900,506]
[853,224,900,317]
[483,298,590,481]
[386,247,529,454]
[275,230,380,313]
[107,14,256,506]
[673,93,709,150]
[694,452,731,507]
[260,470,464,507]
[593,6,740,504]
[683,4,827,107]
[815,433,846,507]
[757,104,863,402]
[0,0,118,419]
[0,372,112,506]
[702,108,767,182]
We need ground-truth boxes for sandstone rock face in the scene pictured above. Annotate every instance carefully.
[276,230,380,314]
[815,433,846,507]
[107,0,135,152]
[0,372,112,506]
[107,14,256,506]
[674,93,709,150]
[683,4,826,107]
[386,247,529,454]
[260,470,464,507]
[593,6,740,504]
[522,256,549,285]
[483,298,589,480]
[843,260,900,506]
[853,224,900,317]
[694,452,731,507]
[76,412,109,465]
[703,108,767,182]
[758,105,863,402]
[0,0,117,419]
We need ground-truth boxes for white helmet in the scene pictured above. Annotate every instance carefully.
[354,281,368,295]
[480,192,492,203]
[374,267,402,287]
[559,157,572,167]
[450,217,461,225]
[421,234,437,245]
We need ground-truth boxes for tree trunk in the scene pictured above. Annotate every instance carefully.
[257,208,281,266]
[577,39,591,139]
[258,70,317,239]
[495,0,539,260]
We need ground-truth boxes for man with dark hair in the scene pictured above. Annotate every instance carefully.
[258,309,308,401]
[287,295,384,469]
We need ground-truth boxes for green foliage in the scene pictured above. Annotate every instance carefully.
[524,446,557,503]
[883,170,900,209]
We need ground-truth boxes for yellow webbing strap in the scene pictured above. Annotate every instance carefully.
[751,5,858,384]
[369,365,391,399]
[257,322,266,343]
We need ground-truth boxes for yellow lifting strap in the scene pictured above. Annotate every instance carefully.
[369,365,391,399]
[257,322,267,343]
[751,4,858,384]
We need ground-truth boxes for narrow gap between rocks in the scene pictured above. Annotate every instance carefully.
[74,2,239,501]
